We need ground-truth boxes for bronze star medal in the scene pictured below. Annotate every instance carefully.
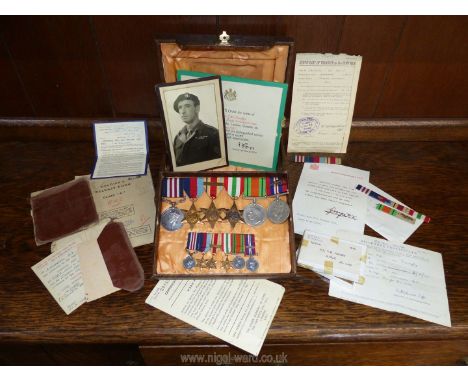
[221,256,232,271]
[185,202,200,229]
[202,200,221,229]
[205,257,217,269]
[196,255,207,269]
[225,201,243,229]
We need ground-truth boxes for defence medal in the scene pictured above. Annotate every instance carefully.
[244,234,259,272]
[242,177,267,227]
[161,177,186,231]
[182,177,204,229]
[223,176,244,229]
[231,233,246,270]
[266,176,290,224]
[201,176,224,228]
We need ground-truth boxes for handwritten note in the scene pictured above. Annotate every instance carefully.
[292,166,367,236]
[298,231,366,283]
[92,121,148,179]
[329,231,451,327]
[287,53,362,153]
[31,242,86,315]
[146,279,285,356]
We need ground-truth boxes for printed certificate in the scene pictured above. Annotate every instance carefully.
[178,70,288,171]
[287,53,362,153]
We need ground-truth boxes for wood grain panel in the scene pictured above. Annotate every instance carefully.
[338,16,406,117]
[219,15,344,52]
[92,16,217,118]
[1,16,112,118]
[0,36,34,117]
[375,16,468,118]
[140,341,468,365]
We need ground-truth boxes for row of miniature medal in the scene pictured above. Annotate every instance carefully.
[160,176,290,232]
[183,232,259,272]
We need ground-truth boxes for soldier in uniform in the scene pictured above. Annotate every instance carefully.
[172,93,221,166]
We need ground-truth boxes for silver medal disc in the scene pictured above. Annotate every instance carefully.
[267,198,290,224]
[183,256,196,270]
[232,256,245,269]
[243,202,266,227]
[161,206,184,231]
[246,257,259,272]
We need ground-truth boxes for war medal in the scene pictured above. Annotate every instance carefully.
[161,177,186,232]
[201,176,224,228]
[223,176,245,229]
[231,233,246,269]
[182,177,204,229]
[205,233,219,269]
[266,176,290,224]
[242,177,267,227]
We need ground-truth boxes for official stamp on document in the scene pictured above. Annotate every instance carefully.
[294,116,320,135]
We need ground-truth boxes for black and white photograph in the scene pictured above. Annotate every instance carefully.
[156,76,228,172]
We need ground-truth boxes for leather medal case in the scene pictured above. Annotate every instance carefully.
[152,33,296,279]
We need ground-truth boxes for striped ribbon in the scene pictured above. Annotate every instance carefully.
[223,177,244,198]
[162,177,185,198]
[293,155,341,164]
[204,176,223,198]
[356,184,431,223]
[186,232,213,252]
[376,204,416,225]
[244,177,266,197]
[266,176,288,196]
[183,177,205,199]
[211,233,220,254]
[221,233,256,256]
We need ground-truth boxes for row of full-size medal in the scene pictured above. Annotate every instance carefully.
[160,176,290,232]
[183,232,259,272]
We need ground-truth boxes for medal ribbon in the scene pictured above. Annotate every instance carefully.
[183,177,205,199]
[244,177,266,197]
[266,176,288,196]
[186,231,198,251]
[162,177,185,198]
[211,233,220,255]
[244,234,256,256]
[223,177,244,198]
[204,176,223,198]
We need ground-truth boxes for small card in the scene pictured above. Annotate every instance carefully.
[32,242,86,315]
[178,70,288,171]
[298,230,366,283]
[357,183,427,243]
[91,121,148,179]
[146,279,285,356]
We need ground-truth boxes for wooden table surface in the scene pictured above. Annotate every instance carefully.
[1,129,467,364]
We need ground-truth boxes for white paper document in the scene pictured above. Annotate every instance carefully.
[92,121,148,179]
[76,170,155,247]
[358,182,425,243]
[51,218,110,252]
[146,279,285,356]
[179,71,287,170]
[329,232,451,327]
[31,242,86,314]
[298,230,366,283]
[292,165,367,236]
[287,53,362,153]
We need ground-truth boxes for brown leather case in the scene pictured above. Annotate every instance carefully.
[152,33,296,279]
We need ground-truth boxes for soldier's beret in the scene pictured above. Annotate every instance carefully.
[173,93,200,112]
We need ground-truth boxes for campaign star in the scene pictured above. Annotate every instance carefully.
[224,201,244,229]
[184,202,201,229]
[206,257,217,269]
[196,257,207,269]
[200,200,221,228]
[221,257,232,271]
